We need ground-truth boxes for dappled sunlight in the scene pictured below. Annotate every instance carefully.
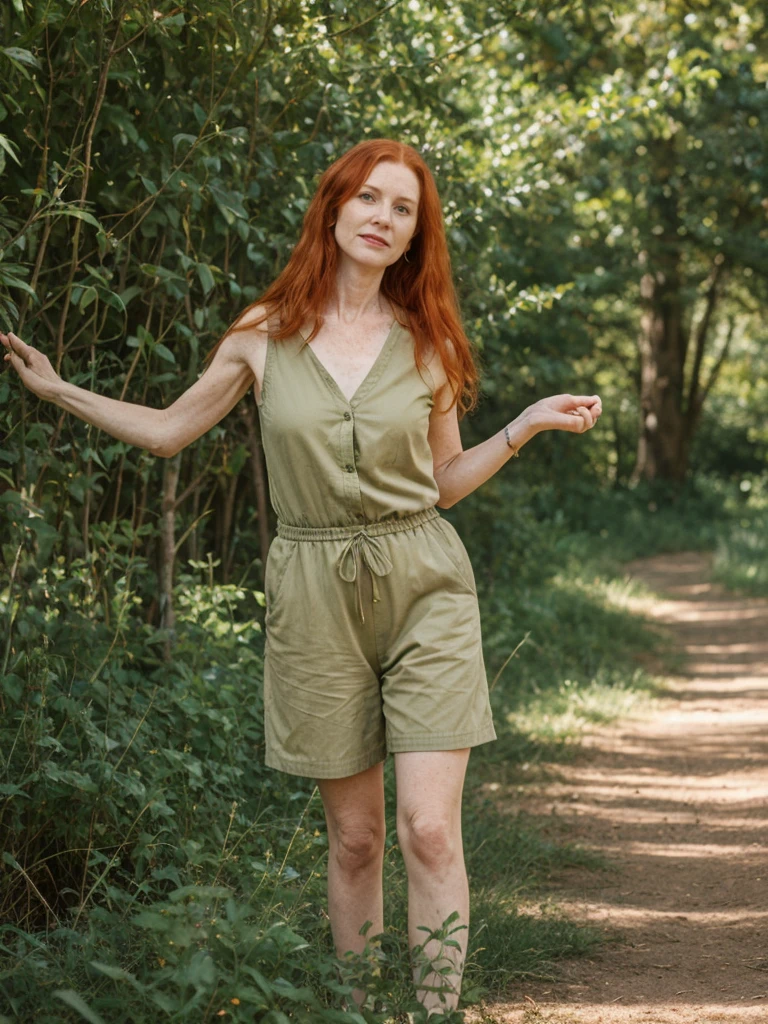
[465,1004,768,1023]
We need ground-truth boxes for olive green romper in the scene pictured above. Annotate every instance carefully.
[255,318,497,779]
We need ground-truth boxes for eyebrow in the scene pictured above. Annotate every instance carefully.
[361,183,418,206]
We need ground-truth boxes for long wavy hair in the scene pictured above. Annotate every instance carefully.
[203,138,479,416]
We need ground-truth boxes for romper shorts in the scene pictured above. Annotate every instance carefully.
[262,506,497,779]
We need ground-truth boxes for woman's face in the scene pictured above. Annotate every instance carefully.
[333,160,420,271]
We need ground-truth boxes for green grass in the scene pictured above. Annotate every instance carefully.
[711,508,768,597]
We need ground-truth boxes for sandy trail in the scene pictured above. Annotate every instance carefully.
[467,552,768,1024]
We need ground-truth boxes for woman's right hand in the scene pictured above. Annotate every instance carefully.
[2,331,62,401]
[525,393,602,436]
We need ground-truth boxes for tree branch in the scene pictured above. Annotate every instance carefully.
[685,260,725,420]
[698,314,736,411]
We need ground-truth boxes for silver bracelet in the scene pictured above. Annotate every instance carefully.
[504,424,520,457]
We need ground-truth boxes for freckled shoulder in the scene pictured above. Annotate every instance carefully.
[422,337,456,415]
[232,304,270,404]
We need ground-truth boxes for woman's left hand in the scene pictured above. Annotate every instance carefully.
[525,393,602,436]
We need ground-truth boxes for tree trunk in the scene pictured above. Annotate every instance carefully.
[633,255,728,483]
[160,453,181,661]
[631,139,729,484]
[219,472,238,584]
[633,257,689,482]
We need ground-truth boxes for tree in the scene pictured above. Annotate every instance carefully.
[480,0,768,481]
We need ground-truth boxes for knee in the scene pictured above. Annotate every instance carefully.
[397,811,461,872]
[331,822,384,876]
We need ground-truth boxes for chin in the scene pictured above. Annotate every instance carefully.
[341,248,392,268]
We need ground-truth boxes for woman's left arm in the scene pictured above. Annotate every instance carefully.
[426,356,602,510]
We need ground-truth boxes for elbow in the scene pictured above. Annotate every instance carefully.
[434,475,456,509]
[155,443,182,459]
[150,415,182,458]
[149,435,180,459]
[149,409,180,458]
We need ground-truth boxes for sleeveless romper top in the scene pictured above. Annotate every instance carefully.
[255,319,440,528]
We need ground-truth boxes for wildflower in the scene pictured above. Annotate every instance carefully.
[230,998,240,1005]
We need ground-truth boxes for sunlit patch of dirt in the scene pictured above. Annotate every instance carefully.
[468,553,768,1024]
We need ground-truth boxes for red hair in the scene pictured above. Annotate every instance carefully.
[203,138,479,416]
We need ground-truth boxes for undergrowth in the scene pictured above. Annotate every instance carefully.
[3,479,746,1021]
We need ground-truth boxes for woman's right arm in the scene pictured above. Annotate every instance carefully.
[1,313,267,457]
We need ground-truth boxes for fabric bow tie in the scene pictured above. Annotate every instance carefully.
[336,530,394,624]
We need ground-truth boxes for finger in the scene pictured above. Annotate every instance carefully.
[5,349,26,377]
[560,411,588,432]
[574,394,601,407]
[6,331,29,353]
[7,333,34,366]
[574,406,593,431]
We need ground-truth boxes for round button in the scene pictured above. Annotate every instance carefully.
[345,464,355,473]
[343,411,351,421]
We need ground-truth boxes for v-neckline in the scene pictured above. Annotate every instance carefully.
[300,319,399,407]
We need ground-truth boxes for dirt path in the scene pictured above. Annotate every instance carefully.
[467,552,768,1024]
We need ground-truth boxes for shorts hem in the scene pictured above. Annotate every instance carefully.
[386,722,497,753]
[266,747,388,780]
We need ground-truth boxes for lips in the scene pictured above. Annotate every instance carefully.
[360,234,388,247]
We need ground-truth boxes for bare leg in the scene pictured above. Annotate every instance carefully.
[316,762,386,1006]
[395,748,471,1014]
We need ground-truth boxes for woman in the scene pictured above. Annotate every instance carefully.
[2,138,601,1015]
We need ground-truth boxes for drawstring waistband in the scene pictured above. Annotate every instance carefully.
[276,507,440,624]
[336,531,392,625]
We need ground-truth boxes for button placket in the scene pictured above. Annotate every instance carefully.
[340,408,362,515]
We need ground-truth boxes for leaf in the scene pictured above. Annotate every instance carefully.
[167,884,232,903]
[101,290,126,313]
[89,961,144,990]
[0,783,29,799]
[118,285,142,307]
[40,208,103,231]
[78,285,98,312]
[0,46,42,70]
[241,965,274,997]
[2,851,23,871]
[53,991,108,1024]
[0,272,38,300]
[172,133,198,155]
[196,263,215,296]
[0,134,21,166]
[154,343,176,364]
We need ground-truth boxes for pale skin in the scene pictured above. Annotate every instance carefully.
[2,157,601,1014]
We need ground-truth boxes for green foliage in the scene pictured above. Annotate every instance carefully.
[711,477,768,597]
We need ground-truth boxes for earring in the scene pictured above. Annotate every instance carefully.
[403,249,410,263]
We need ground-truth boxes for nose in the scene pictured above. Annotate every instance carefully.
[371,201,391,225]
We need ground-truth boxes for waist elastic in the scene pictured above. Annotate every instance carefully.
[276,506,440,541]
[276,507,441,625]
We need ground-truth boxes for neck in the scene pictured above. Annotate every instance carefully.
[328,256,391,324]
